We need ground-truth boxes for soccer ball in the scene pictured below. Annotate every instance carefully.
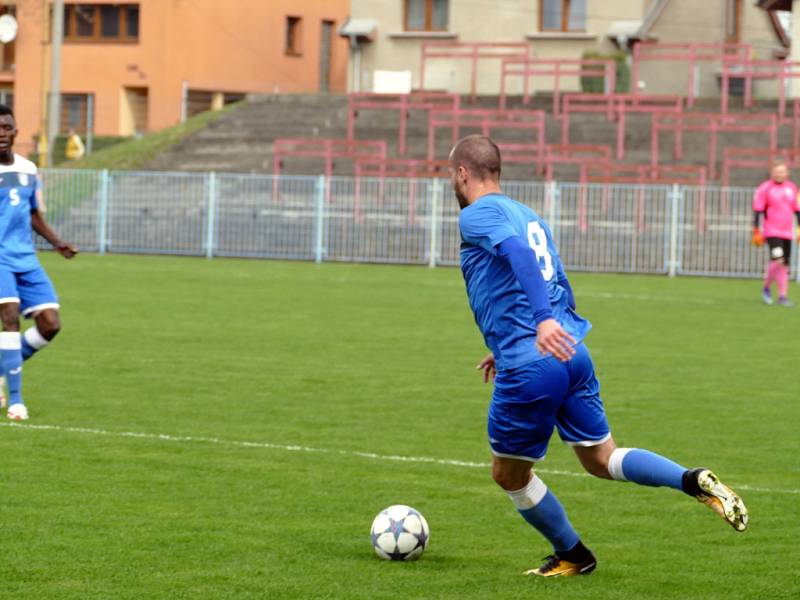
[370,504,430,561]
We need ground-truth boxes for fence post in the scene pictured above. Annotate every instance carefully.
[795,239,800,283]
[97,169,109,255]
[547,180,559,243]
[668,183,682,278]
[205,171,217,259]
[314,175,326,263]
[428,178,441,268]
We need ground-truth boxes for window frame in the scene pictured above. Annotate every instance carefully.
[285,15,303,56]
[63,3,140,44]
[538,0,586,33]
[403,0,448,32]
[59,92,94,134]
[724,0,743,43]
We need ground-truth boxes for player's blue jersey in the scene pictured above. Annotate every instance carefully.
[459,193,591,371]
[0,154,41,273]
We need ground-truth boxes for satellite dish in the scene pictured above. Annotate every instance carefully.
[0,15,18,44]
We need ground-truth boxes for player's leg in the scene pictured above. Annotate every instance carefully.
[0,300,25,420]
[493,455,596,577]
[763,238,785,305]
[17,267,61,360]
[775,240,793,307]
[21,308,60,360]
[489,360,595,577]
[574,440,747,531]
[559,344,747,531]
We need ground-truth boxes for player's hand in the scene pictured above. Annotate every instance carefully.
[476,353,496,383]
[56,242,79,259]
[751,227,764,247]
[536,319,576,362]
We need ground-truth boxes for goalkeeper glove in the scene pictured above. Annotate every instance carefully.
[751,227,764,247]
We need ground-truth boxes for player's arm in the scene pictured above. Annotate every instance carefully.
[751,211,765,246]
[752,185,766,246]
[556,263,576,310]
[496,236,575,362]
[796,205,800,238]
[30,211,78,259]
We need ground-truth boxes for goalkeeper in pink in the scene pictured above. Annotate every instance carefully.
[752,162,800,307]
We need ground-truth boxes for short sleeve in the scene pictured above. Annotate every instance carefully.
[753,182,769,212]
[30,175,40,211]
[459,202,518,255]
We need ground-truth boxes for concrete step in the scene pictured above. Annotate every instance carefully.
[150,93,793,185]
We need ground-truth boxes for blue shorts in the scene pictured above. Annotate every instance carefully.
[488,343,610,462]
[0,266,60,318]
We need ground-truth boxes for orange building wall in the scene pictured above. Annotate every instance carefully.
[12,0,349,158]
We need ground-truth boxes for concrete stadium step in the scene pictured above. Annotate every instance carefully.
[150,93,794,185]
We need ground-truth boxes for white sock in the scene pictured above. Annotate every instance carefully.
[23,327,49,351]
[608,448,632,481]
[506,475,548,510]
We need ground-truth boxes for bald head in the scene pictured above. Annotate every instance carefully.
[449,135,502,181]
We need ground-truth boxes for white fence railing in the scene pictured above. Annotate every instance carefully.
[37,169,797,280]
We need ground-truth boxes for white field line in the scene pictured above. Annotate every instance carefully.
[1,422,796,495]
[580,291,719,305]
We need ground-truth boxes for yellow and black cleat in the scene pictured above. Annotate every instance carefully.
[695,469,749,532]
[523,553,597,577]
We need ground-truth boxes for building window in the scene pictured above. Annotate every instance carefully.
[63,4,140,43]
[404,0,448,31]
[286,16,302,56]
[60,93,93,133]
[540,0,586,32]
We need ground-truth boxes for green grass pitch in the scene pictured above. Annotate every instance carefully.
[1,253,797,599]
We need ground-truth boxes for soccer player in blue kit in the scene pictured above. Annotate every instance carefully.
[0,105,77,420]
[450,135,748,577]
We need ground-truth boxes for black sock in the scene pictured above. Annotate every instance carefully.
[681,467,705,497]
[556,540,593,563]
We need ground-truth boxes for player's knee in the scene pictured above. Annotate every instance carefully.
[491,464,529,491]
[0,306,20,331]
[574,440,616,479]
[582,460,612,480]
[37,311,61,340]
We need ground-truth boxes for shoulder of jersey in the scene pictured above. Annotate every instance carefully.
[12,154,38,175]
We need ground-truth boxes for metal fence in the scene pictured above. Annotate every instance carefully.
[37,169,798,280]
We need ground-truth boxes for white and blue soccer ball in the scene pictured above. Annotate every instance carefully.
[370,504,430,561]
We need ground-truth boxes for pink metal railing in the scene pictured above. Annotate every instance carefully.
[419,41,530,102]
[498,57,616,115]
[346,92,460,156]
[427,108,546,162]
[560,93,683,159]
[631,41,751,106]
[650,112,777,179]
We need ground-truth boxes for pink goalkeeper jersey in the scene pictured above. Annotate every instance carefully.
[753,180,800,239]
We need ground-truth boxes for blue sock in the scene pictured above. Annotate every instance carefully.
[21,327,49,361]
[507,476,580,553]
[608,448,686,491]
[0,331,23,406]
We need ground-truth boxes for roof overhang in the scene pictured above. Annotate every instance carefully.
[758,0,792,11]
[338,18,377,43]
[607,20,645,41]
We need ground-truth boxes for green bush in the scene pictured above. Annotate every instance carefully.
[29,135,130,167]
[580,50,630,93]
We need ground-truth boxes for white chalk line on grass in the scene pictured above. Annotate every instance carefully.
[1,422,796,496]
[580,291,718,305]
[405,279,724,306]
